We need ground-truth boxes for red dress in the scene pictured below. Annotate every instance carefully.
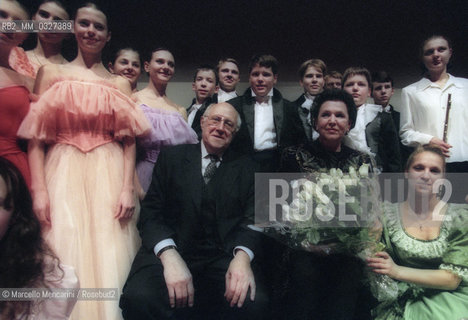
[0,86,31,187]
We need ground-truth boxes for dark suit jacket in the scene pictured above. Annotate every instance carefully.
[130,143,260,274]
[386,104,413,165]
[188,97,216,140]
[211,92,223,103]
[227,88,306,155]
[293,94,313,142]
[365,111,401,172]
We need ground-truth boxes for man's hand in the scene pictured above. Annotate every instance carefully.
[224,250,255,308]
[160,249,194,308]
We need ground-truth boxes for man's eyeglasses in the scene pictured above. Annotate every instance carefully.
[204,115,236,133]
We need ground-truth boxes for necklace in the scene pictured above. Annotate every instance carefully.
[404,201,446,230]
[410,213,431,230]
[32,48,65,67]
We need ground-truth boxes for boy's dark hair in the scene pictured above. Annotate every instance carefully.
[248,54,278,75]
[371,71,394,87]
[342,67,371,88]
[326,71,342,80]
[298,59,327,79]
[216,58,240,74]
[193,65,219,85]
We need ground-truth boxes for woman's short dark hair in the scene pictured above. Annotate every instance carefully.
[0,158,60,319]
[311,89,357,130]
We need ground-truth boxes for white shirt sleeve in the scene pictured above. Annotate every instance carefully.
[153,239,177,257]
[399,86,434,146]
[233,246,254,261]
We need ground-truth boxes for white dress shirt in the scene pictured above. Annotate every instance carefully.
[187,103,202,126]
[252,89,277,151]
[154,142,254,261]
[400,75,468,162]
[302,93,319,140]
[344,103,382,156]
[302,93,314,111]
[217,88,238,102]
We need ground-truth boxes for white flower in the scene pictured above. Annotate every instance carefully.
[302,180,315,193]
[359,164,370,177]
[328,168,344,179]
[315,204,335,221]
[290,198,301,209]
[290,179,300,189]
[298,190,312,201]
[336,168,343,178]
[320,172,331,180]
[315,186,331,205]
[349,166,358,179]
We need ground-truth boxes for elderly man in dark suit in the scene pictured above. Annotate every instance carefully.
[120,102,268,320]
[227,54,306,171]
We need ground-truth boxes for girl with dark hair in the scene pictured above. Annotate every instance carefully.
[108,47,141,92]
[0,157,78,319]
[17,2,149,319]
[368,145,468,319]
[9,0,70,78]
[133,47,197,197]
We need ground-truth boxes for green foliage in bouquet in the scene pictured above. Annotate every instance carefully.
[280,164,383,254]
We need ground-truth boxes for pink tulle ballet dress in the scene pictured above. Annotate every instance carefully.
[18,78,150,320]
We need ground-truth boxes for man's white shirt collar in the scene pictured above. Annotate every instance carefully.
[217,88,237,102]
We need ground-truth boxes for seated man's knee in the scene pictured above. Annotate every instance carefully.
[120,269,171,320]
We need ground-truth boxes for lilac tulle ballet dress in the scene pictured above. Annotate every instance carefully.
[136,104,198,192]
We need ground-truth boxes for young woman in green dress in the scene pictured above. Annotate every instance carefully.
[368,145,468,320]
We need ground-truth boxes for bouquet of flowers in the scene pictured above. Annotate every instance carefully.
[265,164,379,251]
[260,163,398,301]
